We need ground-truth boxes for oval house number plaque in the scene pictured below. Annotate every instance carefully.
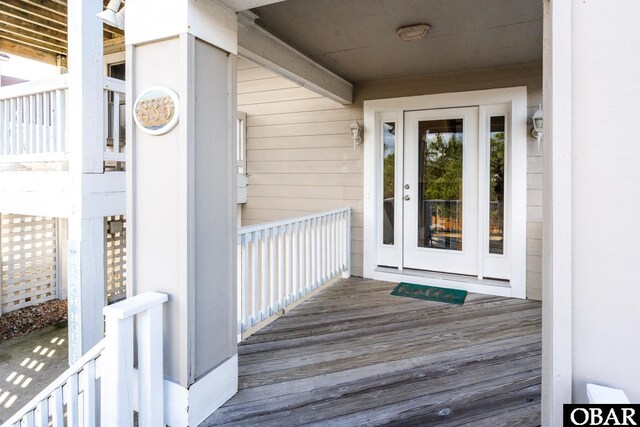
[133,86,179,135]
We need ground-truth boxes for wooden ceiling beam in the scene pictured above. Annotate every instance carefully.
[0,28,66,54]
[16,0,67,19]
[0,39,62,66]
[0,0,67,28]
[0,31,65,56]
[104,36,125,55]
[0,6,67,36]
[0,14,68,44]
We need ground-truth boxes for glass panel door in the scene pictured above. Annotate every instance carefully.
[403,108,478,275]
[417,119,464,251]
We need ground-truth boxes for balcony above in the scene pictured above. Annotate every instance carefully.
[0,75,126,172]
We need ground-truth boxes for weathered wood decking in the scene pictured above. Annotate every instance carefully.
[203,278,542,426]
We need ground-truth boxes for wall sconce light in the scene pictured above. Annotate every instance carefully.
[349,119,362,149]
[531,104,543,149]
[97,0,125,30]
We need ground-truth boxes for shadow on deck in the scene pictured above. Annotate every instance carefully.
[203,277,542,426]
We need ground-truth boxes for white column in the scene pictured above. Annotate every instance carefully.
[67,217,106,362]
[126,2,238,425]
[65,0,107,363]
[67,0,104,174]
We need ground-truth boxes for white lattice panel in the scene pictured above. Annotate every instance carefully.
[1,214,57,314]
[106,215,127,304]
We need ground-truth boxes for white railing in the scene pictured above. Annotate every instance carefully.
[103,76,126,163]
[3,292,168,427]
[0,76,68,163]
[237,208,351,333]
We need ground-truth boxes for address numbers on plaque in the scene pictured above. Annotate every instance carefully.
[133,86,180,135]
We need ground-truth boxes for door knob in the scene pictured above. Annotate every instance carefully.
[404,195,410,201]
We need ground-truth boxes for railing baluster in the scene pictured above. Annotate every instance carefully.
[241,233,249,330]
[66,374,79,427]
[49,91,56,152]
[103,89,109,155]
[55,89,64,152]
[305,220,311,293]
[260,229,268,320]
[82,360,96,427]
[314,217,321,288]
[42,91,49,153]
[251,231,258,326]
[51,388,63,427]
[285,225,292,305]
[112,91,120,154]
[16,96,23,155]
[292,222,299,300]
[28,95,35,154]
[9,98,16,155]
[0,100,5,155]
[35,94,42,153]
[34,399,47,427]
[269,228,276,315]
[298,221,306,296]
[277,227,285,309]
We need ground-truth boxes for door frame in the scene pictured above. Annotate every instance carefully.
[363,87,528,298]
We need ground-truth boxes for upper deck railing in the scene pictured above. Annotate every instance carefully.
[0,76,126,168]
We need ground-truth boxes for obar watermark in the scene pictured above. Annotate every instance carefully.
[564,405,640,426]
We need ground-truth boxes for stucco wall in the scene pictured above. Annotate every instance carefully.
[238,57,543,298]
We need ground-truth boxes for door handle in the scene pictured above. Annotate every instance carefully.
[404,195,410,201]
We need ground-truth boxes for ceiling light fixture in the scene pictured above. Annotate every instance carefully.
[97,0,125,30]
[396,23,431,41]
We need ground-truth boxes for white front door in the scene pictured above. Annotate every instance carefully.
[403,107,479,275]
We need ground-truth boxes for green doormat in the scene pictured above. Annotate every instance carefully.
[391,282,467,305]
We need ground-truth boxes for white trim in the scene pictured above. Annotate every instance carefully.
[237,12,353,104]
[364,87,527,298]
[542,0,573,423]
[376,112,402,267]
[217,0,286,12]
[481,104,512,280]
[126,0,238,55]
[163,355,239,427]
[373,268,513,298]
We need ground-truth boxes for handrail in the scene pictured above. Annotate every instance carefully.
[103,75,126,93]
[238,207,350,236]
[0,76,68,101]
[2,340,106,427]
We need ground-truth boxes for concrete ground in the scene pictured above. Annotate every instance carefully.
[0,322,69,423]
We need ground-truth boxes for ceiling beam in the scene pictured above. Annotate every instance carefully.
[237,13,353,104]
[0,28,66,55]
[0,13,68,44]
[0,39,62,66]
[0,2,67,36]
[216,0,286,12]
[0,0,67,28]
[104,36,125,55]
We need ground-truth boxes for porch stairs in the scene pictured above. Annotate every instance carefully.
[2,292,168,427]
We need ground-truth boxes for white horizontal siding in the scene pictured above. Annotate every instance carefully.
[238,56,364,275]
[238,57,543,298]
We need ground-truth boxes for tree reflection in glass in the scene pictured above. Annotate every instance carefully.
[418,119,464,251]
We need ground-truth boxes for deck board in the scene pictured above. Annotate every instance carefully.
[202,277,542,426]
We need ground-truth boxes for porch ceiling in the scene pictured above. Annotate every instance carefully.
[252,0,543,82]
[0,0,124,67]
